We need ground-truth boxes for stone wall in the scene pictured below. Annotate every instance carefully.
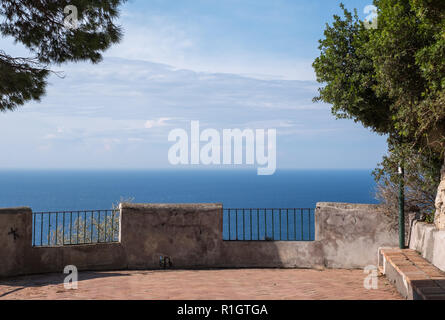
[0,207,32,277]
[0,207,127,277]
[409,221,445,272]
[434,161,445,229]
[120,203,223,269]
[0,202,398,278]
[315,203,398,268]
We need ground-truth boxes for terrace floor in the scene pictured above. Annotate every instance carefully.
[0,269,402,300]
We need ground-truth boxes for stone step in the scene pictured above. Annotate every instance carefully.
[379,248,445,300]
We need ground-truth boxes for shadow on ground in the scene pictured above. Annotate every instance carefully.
[0,270,140,298]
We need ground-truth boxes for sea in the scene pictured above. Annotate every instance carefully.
[0,169,378,210]
[0,169,378,243]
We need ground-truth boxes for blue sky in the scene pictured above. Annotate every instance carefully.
[0,0,387,169]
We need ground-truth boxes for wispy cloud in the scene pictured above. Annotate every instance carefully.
[106,4,316,81]
[0,56,387,169]
[145,118,172,129]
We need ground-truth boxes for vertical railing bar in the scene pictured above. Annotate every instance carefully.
[286,209,289,241]
[62,212,65,245]
[257,209,260,240]
[264,209,266,240]
[104,211,108,242]
[47,213,50,246]
[96,211,100,243]
[98,211,101,243]
[243,209,245,241]
[84,211,87,244]
[300,209,304,241]
[250,209,252,241]
[228,209,231,241]
[117,210,120,242]
[96,211,99,243]
[115,210,118,241]
[40,213,43,246]
[294,209,297,241]
[271,209,274,240]
[279,209,281,241]
[235,210,238,241]
[308,209,311,240]
[77,212,79,245]
[90,212,94,243]
[111,210,114,242]
[69,212,72,245]
[55,212,59,246]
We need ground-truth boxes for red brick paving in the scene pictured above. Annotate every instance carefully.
[0,269,402,300]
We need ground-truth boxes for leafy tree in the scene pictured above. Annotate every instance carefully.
[368,0,445,151]
[313,4,394,135]
[313,1,445,219]
[0,0,127,111]
[313,1,445,149]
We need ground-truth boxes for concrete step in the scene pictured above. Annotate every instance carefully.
[379,248,445,300]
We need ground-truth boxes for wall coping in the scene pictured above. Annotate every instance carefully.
[316,202,382,210]
[120,203,223,210]
[0,207,31,214]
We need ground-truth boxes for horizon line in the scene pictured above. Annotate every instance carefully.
[0,167,376,171]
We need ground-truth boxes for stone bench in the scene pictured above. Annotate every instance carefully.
[379,248,445,300]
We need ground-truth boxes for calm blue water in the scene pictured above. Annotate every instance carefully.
[0,169,378,243]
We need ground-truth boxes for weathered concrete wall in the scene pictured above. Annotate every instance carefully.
[316,203,398,268]
[435,161,445,229]
[0,207,32,277]
[0,202,397,278]
[120,203,223,269]
[24,244,127,275]
[409,221,445,272]
[219,241,324,269]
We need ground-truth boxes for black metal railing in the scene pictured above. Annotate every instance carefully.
[32,209,120,247]
[223,208,315,241]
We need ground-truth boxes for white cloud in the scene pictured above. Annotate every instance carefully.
[107,15,196,71]
[0,57,386,169]
[144,118,172,129]
[0,2,387,169]
[128,138,144,142]
[105,12,315,81]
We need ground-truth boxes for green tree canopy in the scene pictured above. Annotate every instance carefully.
[313,4,394,135]
[0,0,127,111]
[313,0,445,217]
[369,0,445,152]
[313,0,445,153]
